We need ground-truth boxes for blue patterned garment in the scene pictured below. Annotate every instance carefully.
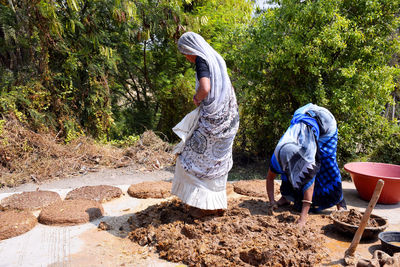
[270,104,345,212]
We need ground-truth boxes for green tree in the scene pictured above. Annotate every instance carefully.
[154,0,253,140]
[105,0,253,140]
[234,0,400,164]
[0,0,132,140]
[109,0,194,139]
[0,0,253,143]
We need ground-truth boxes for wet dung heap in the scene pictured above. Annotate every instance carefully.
[129,198,326,266]
[332,209,379,227]
[233,180,280,198]
[0,190,61,211]
[127,181,172,199]
[0,210,37,240]
[38,199,104,226]
[65,185,123,203]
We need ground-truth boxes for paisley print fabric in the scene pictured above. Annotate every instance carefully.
[172,32,239,210]
[177,32,239,181]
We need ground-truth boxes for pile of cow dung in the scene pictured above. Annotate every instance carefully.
[233,180,280,198]
[129,198,327,266]
[0,190,61,211]
[332,209,379,227]
[127,181,172,199]
[65,185,123,203]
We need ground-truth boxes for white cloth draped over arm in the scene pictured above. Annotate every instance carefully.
[172,107,200,155]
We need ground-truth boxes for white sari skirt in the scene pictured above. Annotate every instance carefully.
[171,159,228,210]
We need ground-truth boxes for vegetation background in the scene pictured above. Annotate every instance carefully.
[0,0,399,186]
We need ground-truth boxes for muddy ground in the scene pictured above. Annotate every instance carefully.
[129,198,327,266]
[1,169,400,266]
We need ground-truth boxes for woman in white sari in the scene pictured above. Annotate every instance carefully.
[172,32,239,218]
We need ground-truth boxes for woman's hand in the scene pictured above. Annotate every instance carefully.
[267,201,278,215]
[297,182,315,227]
[297,216,307,227]
[193,95,201,106]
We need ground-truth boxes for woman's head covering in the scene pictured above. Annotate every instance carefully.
[178,32,232,113]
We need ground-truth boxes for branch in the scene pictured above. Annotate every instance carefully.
[7,0,16,13]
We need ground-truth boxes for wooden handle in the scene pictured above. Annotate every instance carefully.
[345,179,385,257]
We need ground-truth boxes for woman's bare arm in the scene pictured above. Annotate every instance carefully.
[193,77,210,106]
[297,182,314,227]
[266,168,277,205]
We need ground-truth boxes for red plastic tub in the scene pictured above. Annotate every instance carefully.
[344,162,400,204]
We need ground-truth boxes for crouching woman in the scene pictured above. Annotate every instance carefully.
[266,103,346,226]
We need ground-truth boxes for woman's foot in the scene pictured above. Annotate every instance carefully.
[276,196,290,206]
[336,204,346,211]
[188,207,203,218]
[189,207,225,218]
[336,198,347,211]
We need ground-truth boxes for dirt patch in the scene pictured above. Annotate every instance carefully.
[0,210,37,240]
[332,209,379,227]
[65,185,123,203]
[128,198,327,266]
[127,181,172,199]
[233,179,280,198]
[38,199,104,226]
[98,221,112,231]
[0,190,61,211]
[357,250,400,267]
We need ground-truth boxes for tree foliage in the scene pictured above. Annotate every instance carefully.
[0,0,253,142]
[233,0,400,164]
[0,0,399,166]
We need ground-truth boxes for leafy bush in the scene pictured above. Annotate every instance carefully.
[368,128,400,164]
[233,0,400,165]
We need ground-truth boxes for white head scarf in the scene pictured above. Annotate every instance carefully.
[178,32,232,115]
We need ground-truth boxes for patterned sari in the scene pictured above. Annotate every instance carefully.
[171,32,239,210]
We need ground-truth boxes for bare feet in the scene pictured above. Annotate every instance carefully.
[189,207,225,218]
[336,205,346,211]
[276,196,290,206]
[267,197,290,215]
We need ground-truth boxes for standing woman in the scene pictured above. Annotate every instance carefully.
[172,32,239,218]
[266,103,346,226]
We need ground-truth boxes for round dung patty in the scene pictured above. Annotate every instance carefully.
[38,199,104,226]
[127,181,172,199]
[0,191,62,211]
[65,185,123,203]
[0,210,37,240]
[233,180,281,198]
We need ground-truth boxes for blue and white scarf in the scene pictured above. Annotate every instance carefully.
[270,103,344,211]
